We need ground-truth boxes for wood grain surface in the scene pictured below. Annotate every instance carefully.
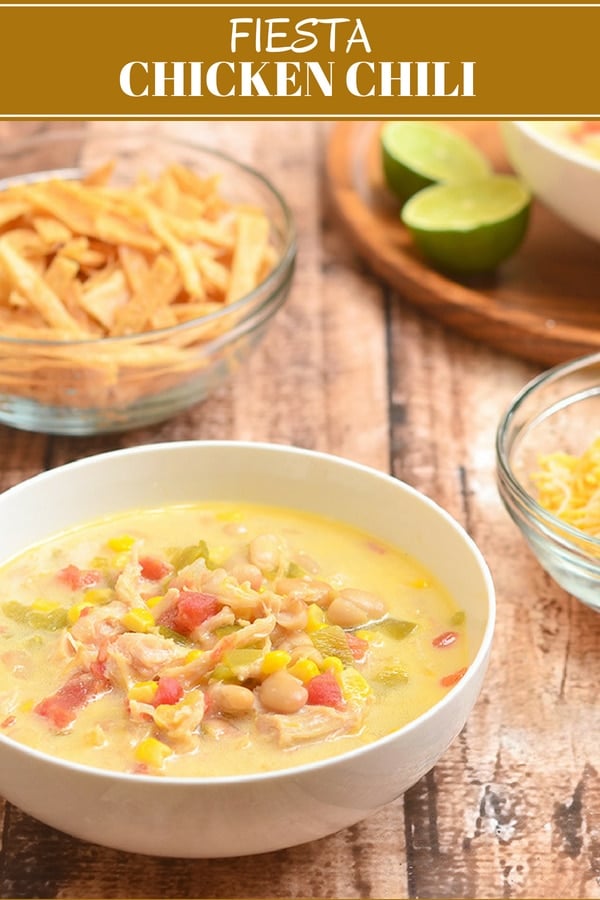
[327,120,600,367]
[0,121,598,900]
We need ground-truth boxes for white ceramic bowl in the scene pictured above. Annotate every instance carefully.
[502,121,600,243]
[0,442,495,857]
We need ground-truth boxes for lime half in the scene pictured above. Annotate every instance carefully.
[381,122,491,202]
[401,175,531,273]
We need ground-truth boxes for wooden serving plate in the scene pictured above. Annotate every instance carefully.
[326,121,600,367]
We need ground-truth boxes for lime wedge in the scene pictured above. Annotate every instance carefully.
[381,122,491,203]
[401,175,531,273]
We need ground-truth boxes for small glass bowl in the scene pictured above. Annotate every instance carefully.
[496,352,600,611]
[0,126,296,435]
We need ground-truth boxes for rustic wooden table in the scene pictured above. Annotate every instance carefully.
[0,120,598,900]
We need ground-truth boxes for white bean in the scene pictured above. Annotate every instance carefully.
[258,670,308,714]
[249,534,282,573]
[209,683,255,716]
[326,589,385,628]
[229,562,264,591]
[275,577,334,607]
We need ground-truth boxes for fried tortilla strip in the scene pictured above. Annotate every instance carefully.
[226,211,270,303]
[24,181,160,254]
[118,245,150,295]
[135,198,203,298]
[79,265,130,331]
[2,227,48,259]
[82,160,116,187]
[57,236,108,269]
[94,210,160,254]
[111,254,181,336]
[21,181,96,233]
[31,215,72,246]
[168,164,222,202]
[0,200,29,229]
[193,250,229,296]
[44,255,79,302]
[0,238,84,334]
[161,210,234,249]
[152,170,182,215]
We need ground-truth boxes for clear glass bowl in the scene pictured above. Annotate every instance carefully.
[0,126,296,435]
[496,352,600,611]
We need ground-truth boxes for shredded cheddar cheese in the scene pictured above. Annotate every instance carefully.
[531,435,600,536]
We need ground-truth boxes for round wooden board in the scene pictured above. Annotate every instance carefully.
[326,121,600,367]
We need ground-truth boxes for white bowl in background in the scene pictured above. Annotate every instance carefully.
[502,121,600,244]
[0,441,495,857]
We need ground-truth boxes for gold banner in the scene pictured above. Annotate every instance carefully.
[2,4,599,118]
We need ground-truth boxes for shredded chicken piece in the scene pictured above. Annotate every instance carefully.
[256,704,364,748]
[152,693,206,750]
[275,595,309,631]
[69,601,128,645]
[190,605,236,646]
[147,587,180,622]
[169,557,211,590]
[0,688,18,718]
[105,631,187,689]
[276,630,324,665]
[113,549,145,608]
[163,612,277,687]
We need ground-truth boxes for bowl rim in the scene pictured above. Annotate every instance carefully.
[0,128,297,348]
[0,439,496,785]
[496,350,600,554]
[508,120,600,175]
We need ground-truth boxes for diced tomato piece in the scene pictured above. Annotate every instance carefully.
[440,667,467,688]
[571,122,600,143]
[432,630,459,649]
[139,556,171,581]
[172,591,220,635]
[57,564,102,591]
[366,541,387,555]
[306,671,344,709]
[152,676,183,707]
[346,633,369,661]
[35,669,109,730]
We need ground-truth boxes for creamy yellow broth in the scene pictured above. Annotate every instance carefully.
[0,503,468,776]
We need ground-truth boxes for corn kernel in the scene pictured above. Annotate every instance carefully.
[216,509,242,522]
[288,658,320,683]
[112,553,130,569]
[128,681,159,703]
[339,667,372,703]
[85,725,107,747]
[184,648,205,665]
[321,655,344,673]
[134,736,172,768]
[208,545,228,567]
[108,535,136,552]
[306,603,326,632]
[67,601,92,625]
[410,577,430,589]
[261,650,292,675]
[31,598,60,612]
[182,688,204,708]
[122,609,155,633]
[18,699,34,713]
[146,594,164,609]
[83,588,113,605]
[354,629,375,641]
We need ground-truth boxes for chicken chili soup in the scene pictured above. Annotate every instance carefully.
[0,502,468,776]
